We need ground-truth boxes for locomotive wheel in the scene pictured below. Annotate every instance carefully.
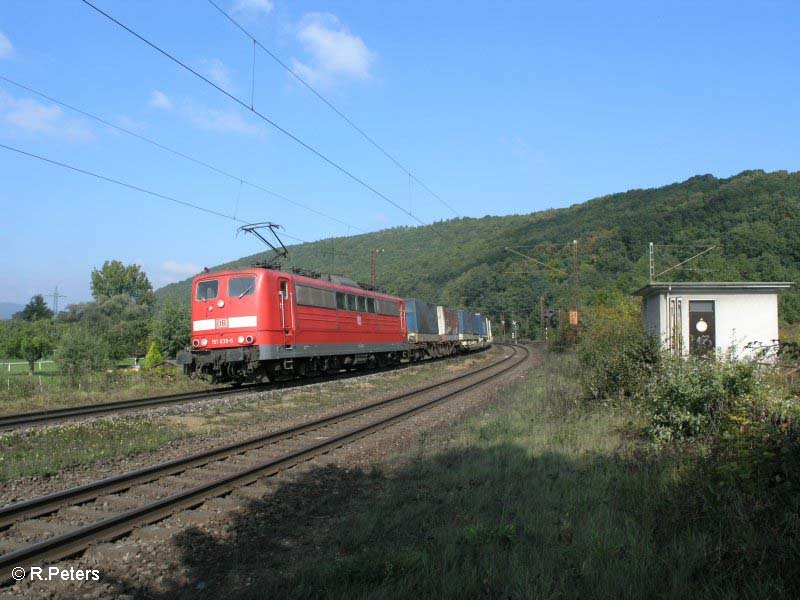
[325,356,340,375]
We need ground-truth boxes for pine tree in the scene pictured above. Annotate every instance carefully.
[143,341,164,370]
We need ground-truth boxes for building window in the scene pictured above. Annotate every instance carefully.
[689,300,715,356]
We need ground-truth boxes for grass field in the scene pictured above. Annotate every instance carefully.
[162,351,799,599]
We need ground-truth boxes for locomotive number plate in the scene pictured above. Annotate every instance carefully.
[215,318,228,328]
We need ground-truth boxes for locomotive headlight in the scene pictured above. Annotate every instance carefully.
[192,339,200,348]
[217,300,225,308]
[201,338,208,347]
[245,335,254,344]
[237,336,245,344]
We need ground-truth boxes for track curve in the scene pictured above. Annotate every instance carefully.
[0,344,529,582]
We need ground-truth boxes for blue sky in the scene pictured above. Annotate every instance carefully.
[1,0,799,306]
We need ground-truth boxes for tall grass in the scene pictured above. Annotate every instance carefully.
[243,353,796,598]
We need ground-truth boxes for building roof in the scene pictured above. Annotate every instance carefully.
[632,281,793,297]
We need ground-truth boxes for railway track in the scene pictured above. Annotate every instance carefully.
[0,344,528,582]
[0,348,490,431]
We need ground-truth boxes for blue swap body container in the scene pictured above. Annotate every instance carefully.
[405,298,439,335]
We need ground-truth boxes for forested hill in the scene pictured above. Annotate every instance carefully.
[156,169,800,337]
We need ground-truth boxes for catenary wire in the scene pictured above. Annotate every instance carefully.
[79,0,442,236]
[203,0,459,218]
[0,141,313,244]
[0,74,362,233]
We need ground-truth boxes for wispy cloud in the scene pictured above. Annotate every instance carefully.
[0,93,92,141]
[113,115,146,132]
[149,90,173,110]
[200,58,234,91]
[291,13,375,86]
[185,103,258,134]
[232,0,273,17]
[162,260,201,277]
[0,32,13,59]
[148,89,256,135]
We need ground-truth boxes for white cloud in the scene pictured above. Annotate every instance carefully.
[0,32,13,59]
[200,58,234,91]
[292,13,374,86]
[232,0,273,16]
[113,115,146,132]
[149,89,255,135]
[0,93,92,141]
[185,103,258,134]
[162,260,201,278]
[149,90,173,110]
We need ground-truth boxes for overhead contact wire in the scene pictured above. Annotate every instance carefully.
[0,75,360,233]
[204,0,459,218]
[0,142,313,245]
[79,0,441,235]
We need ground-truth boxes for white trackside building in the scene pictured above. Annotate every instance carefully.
[632,282,792,360]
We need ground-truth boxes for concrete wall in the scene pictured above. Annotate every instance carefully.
[643,289,780,359]
[641,295,662,338]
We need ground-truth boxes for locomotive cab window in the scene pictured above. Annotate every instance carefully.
[196,280,218,301]
[367,297,376,313]
[229,276,255,298]
[347,294,357,311]
[336,292,347,310]
[357,296,367,313]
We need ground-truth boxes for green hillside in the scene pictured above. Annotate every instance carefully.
[157,169,800,337]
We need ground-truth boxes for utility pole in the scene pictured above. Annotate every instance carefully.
[50,286,67,316]
[540,296,546,341]
[370,248,384,286]
[649,242,655,283]
[569,240,579,328]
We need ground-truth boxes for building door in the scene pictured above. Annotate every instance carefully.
[689,300,715,356]
[279,279,294,347]
[668,297,683,356]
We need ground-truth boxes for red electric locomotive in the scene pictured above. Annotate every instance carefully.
[177,267,407,384]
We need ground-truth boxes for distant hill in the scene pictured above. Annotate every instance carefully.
[0,302,23,320]
[156,170,800,336]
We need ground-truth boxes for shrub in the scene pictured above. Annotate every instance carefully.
[142,342,164,371]
[577,296,661,402]
[648,357,763,443]
[55,326,111,384]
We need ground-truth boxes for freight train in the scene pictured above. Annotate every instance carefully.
[176,266,492,384]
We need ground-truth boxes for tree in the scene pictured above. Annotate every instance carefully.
[19,320,58,374]
[0,320,24,359]
[143,341,164,370]
[58,295,151,361]
[90,260,155,305]
[55,326,110,383]
[150,299,190,358]
[14,294,53,322]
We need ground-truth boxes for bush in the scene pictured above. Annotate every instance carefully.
[55,326,111,383]
[143,342,164,371]
[577,297,661,402]
[648,357,763,443]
